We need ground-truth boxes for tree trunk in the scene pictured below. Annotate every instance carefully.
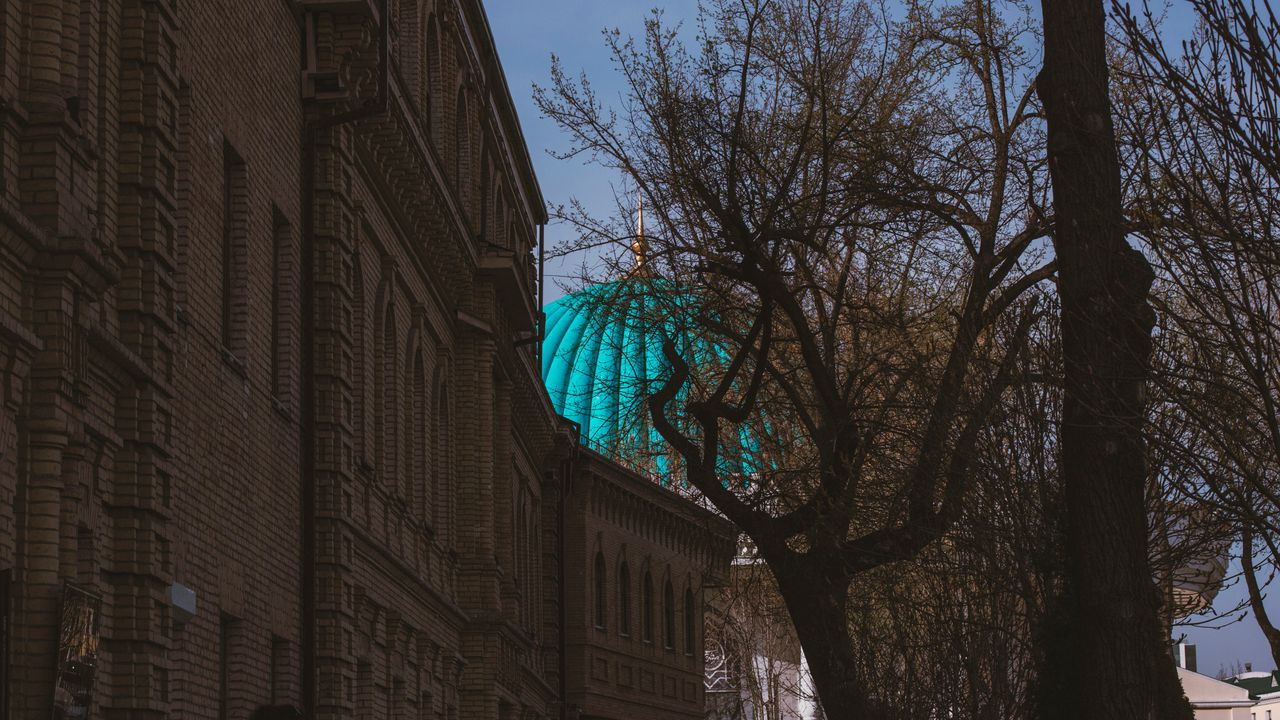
[772,559,888,720]
[1037,0,1193,717]
[1241,526,1280,670]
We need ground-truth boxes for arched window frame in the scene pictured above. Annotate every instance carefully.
[395,0,421,103]
[408,345,428,517]
[641,569,654,643]
[684,585,696,656]
[663,577,675,650]
[351,251,370,468]
[433,367,451,542]
[593,550,607,630]
[618,560,631,637]
[424,14,440,133]
[454,88,470,216]
[479,152,490,240]
[376,299,399,491]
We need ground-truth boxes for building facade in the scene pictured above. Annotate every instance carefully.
[563,450,734,720]
[0,0,731,718]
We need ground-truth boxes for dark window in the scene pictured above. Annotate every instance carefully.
[434,377,451,540]
[221,141,248,363]
[663,579,675,650]
[618,562,631,636]
[396,0,421,104]
[410,351,428,519]
[684,586,696,655]
[642,571,654,642]
[479,156,490,240]
[425,15,440,134]
[593,551,607,629]
[376,302,398,489]
[454,90,469,210]
[352,253,370,466]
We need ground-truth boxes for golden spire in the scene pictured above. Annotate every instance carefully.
[631,193,649,275]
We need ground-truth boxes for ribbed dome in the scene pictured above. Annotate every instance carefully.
[541,278,761,479]
[542,279,687,470]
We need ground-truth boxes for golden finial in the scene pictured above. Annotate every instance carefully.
[631,193,649,275]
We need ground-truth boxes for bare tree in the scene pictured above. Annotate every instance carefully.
[841,319,1062,719]
[1115,0,1280,671]
[536,0,1053,715]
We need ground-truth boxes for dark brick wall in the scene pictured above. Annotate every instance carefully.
[0,1,732,719]
[564,452,737,720]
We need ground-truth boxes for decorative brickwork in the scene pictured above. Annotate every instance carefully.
[563,450,737,720]
[0,1,733,718]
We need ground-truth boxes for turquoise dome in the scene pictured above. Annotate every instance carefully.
[541,279,761,478]
[541,279,688,471]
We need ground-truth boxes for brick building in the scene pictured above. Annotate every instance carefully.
[564,450,732,720]
[0,0,733,718]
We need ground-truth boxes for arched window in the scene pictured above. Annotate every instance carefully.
[351,252,370,466]
[593,551,607,629]
[376,302,398,490]
[433,375,451,540]
[516,501,527,624]
[409,349,428,516]
[424,15,439,131]
[454,89,470,211]
[479,154,490,240]
[396,0,421,103]
[642,570,654,642]
[618,562,631,636]
[684,586,695,655]
[663,579,675,650]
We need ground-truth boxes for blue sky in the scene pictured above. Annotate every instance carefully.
[488,1,662,303]
[486,0,1275,676]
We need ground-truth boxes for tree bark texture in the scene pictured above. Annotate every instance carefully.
[1036,0,1193,717]
[771,557,888,720]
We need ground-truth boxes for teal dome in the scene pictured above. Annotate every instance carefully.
[541,279,687,471]
[541,279,761,478]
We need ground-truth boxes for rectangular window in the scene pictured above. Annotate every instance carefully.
[271,207,296,407]
[221,141,248,365]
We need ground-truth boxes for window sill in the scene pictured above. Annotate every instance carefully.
[222,348,245,377]
[272,395,293,421]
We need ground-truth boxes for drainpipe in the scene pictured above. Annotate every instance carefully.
[537,223,545,365]
[556,420,580,720]
[557,454,568,720]
[299,1,389,716]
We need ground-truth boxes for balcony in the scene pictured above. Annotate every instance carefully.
[478,247,537,332]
